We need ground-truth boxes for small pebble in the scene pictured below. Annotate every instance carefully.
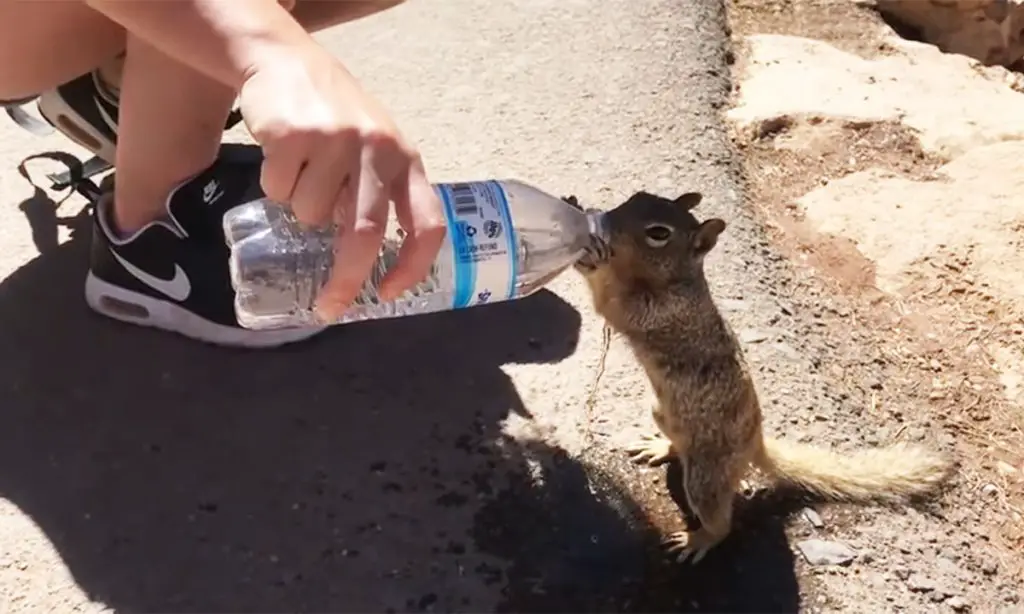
[946,596,970,612]
[801,507,825,528]
[772,342,801,360]
[796,539,856,566]
[740,329,770,344]
[935,556,960,576]
[907,573,937,593]
[995,461,1018,476]
[719,298,747,312]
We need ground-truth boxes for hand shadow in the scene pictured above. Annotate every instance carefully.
[0,204,596,612]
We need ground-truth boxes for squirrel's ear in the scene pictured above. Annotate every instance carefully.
[693,218,726,255]
[673,192,703,210]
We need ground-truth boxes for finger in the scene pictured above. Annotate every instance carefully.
[377,160,446,301]
[260,138,305,205]
[314,160,389,321]
[288,133,354,228]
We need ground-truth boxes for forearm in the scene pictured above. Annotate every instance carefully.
[83,0,319,89]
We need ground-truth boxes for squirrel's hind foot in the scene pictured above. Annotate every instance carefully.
[625,433,675,466]
[663,528,726,565]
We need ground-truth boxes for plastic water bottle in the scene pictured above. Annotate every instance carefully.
[223,179,608,330]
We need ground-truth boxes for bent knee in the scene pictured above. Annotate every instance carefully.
[284,0,406,12]
[0,2,124,100]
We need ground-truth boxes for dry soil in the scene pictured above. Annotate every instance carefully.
[728,0,1024,611]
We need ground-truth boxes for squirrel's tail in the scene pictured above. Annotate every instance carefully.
[756,436,955,503]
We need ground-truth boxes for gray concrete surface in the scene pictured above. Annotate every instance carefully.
[0,0,806,611]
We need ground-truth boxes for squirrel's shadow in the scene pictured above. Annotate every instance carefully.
[482,446,805,613]
[646,462,808,613]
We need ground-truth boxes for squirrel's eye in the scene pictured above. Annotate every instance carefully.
[644,223,674,247]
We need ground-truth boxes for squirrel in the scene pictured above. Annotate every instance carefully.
[567,190,956,565]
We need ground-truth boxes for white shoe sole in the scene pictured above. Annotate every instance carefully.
[37,91,117,165]
[85,272,327,349]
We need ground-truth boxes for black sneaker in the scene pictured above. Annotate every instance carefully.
[36,64,243,166]
[85,156,328,348]
[38,69,119,164]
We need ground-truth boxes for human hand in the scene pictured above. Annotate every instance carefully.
[238,45,446,321]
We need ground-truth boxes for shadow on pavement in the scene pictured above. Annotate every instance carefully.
[479,443,805,613]
[1,160,802,613]
[639,465,808,613]
[0,200,585,612]
[15,151,88,255]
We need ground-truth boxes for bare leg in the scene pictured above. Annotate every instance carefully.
[291,0,406,32]
[114,0,409,233]
[0,0,404,100]
[111,33,234,232]
[0,1,124,100]
[0,0,409,235]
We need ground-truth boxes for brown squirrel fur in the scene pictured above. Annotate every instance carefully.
[570,191,956,564]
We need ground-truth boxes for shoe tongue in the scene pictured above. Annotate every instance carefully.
[165,156,266,242]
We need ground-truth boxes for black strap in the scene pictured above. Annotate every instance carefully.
[3,98,55,137]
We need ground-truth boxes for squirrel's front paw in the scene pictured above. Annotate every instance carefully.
[575,234,611,274]
[624,434,675,466]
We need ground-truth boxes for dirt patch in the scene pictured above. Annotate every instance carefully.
[736,115,944,295]
[729,0,896,58]
[728,0,1024,610]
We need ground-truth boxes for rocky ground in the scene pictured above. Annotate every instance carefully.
[726,0,1024,610]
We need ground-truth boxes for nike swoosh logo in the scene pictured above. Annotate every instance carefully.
[109,247,192,302]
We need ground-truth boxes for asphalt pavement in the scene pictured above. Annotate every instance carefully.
[0,0,794,611]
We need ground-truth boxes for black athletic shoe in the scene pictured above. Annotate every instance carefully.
[85,157,328,348]
[36,64,241,166]
[38,69,119,164]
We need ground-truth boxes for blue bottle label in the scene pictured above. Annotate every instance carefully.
[436,180,518,309]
